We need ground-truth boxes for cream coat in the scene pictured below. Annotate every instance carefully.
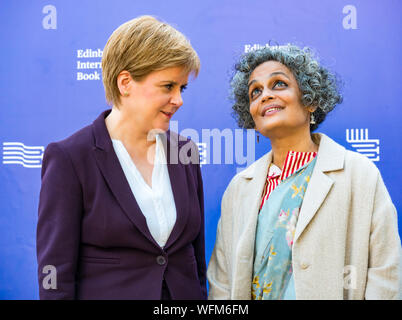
[207,133,401,300]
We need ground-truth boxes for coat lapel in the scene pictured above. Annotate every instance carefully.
[91,110,160,248]
[294,170,334,243]
[163,132,190,249]
[294,133,345,243]
[233,152,272,299]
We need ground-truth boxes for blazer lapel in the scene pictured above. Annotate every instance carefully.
[294,133,345,243]
[163,132,190,249]
[92,110,160,248]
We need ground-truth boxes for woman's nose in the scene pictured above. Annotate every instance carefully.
[171,90,183,107]
[261,89,274,103]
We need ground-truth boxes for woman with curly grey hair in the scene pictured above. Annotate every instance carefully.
[207,44,401,300]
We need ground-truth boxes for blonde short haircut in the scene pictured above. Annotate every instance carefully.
[102,15,200,106]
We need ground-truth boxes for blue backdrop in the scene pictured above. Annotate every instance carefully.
[0,0,401,299]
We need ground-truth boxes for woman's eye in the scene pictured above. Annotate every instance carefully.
[250,87,261,98]
[180,85,187,93]
[273,80,287,88]
[165,84,173,90]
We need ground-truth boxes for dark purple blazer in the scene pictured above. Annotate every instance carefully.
[36,110,207,300]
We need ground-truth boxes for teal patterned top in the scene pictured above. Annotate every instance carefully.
[252,157,317,300]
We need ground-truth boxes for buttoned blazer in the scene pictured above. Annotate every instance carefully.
[37,110,207,300]
[207,133,401,300]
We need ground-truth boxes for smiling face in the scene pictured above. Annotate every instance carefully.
[119,66,190,133]
[248,60,313,138]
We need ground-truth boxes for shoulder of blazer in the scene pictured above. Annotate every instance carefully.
[57,124,94,151]
[43,123,93,165]
[44,110,108,167]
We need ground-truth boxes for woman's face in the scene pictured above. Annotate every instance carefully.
[248,60,311,138]
[122,66,189,133]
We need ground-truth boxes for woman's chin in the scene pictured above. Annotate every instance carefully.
[256,120,284,136]
[150,124,169,134]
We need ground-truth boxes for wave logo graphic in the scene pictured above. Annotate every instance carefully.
[346,129,380,162]
[2,142,44,168]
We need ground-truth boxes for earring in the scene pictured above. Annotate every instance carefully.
[310,112,316,125]
[123,91,129,97]
[257,132,260,143]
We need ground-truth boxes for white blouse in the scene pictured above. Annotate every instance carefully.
[111,134,177,248]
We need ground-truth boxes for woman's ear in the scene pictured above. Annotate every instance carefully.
[117,70,132,97]
[308,105,318,113]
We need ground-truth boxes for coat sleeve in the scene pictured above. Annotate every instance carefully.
[365,171,401,299]
[207,187,232,300]
[36,142,83,299]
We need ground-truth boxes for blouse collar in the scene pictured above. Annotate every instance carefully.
[268,150,318,181]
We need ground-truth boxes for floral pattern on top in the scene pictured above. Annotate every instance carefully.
[252,156,317,300]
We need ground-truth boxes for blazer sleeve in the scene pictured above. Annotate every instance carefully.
[365,171,401,300]
[192,162,208,299]
[207,187,232,300]
[36,142,83,299]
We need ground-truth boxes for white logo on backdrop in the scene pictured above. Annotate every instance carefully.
[2,142,44,168]
[42,5,57,30]
[244,43,270,53]
[244,43,287,53]
[343,5,357,29]
[76,49,103,81]
[346,129,379,162]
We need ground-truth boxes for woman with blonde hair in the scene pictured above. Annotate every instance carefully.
[207,44,401,300]
[37,16,206,300]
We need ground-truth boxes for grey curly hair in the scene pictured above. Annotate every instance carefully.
[230,44,342,131]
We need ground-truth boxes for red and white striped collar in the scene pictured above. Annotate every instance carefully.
[268,150,317,182]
